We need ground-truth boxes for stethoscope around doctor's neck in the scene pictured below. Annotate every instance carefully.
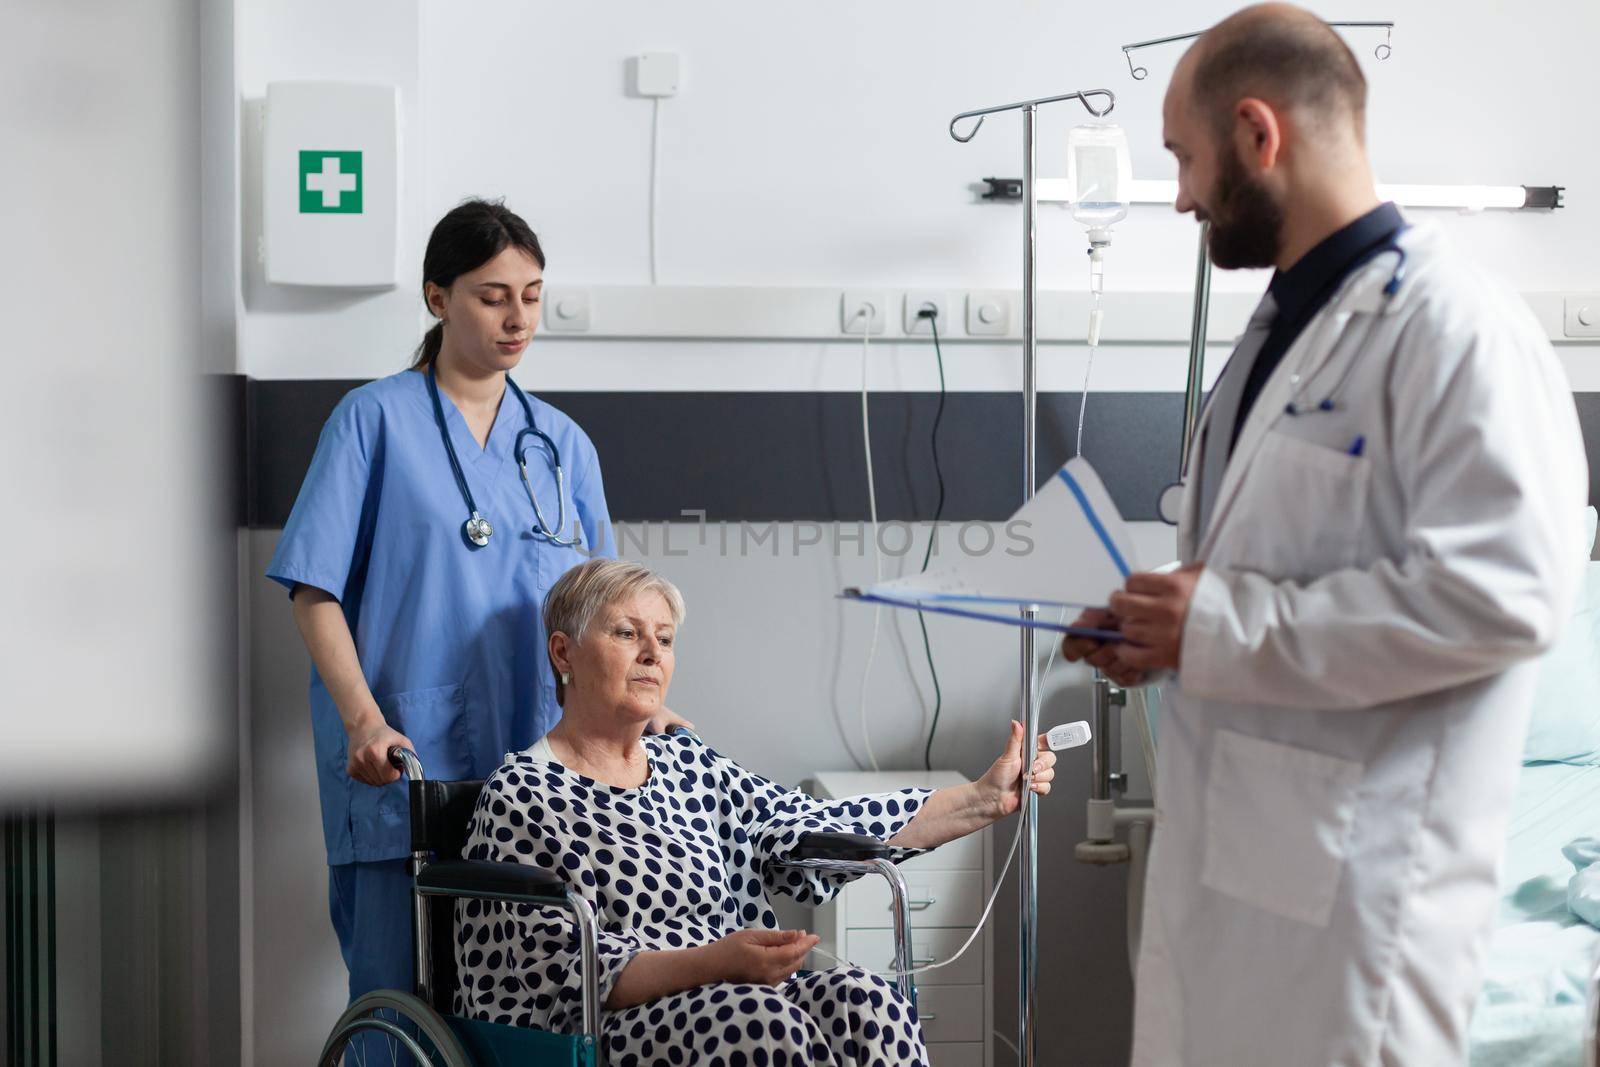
[424,363,580,549]
[1155,239,1409,526]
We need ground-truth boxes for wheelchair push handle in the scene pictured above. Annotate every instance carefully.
[388,746,424,782]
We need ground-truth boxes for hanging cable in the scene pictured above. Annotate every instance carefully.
[856,309,885,772]
[919,307,949,771]
[813,615,1069,979]
[649,97,663,285]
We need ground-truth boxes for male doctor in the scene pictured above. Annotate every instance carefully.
[1062,5,1589,1064]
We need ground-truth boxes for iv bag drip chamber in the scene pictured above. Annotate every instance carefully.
[1048,721,1093,751]
[1087,244,1107,345]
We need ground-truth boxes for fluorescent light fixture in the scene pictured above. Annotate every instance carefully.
[1374,183,1527,210]
[1037,178,1542,211]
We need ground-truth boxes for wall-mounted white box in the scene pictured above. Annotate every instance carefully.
[634,53,681,97]
[545,290,593,332]
[263,81,400,288]
[966,291,1013,336]
[1565,294,1600,339]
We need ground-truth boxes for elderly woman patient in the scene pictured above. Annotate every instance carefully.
[456,559,1056,1067]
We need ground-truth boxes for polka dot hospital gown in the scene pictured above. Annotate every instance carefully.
[455,731,936,1067]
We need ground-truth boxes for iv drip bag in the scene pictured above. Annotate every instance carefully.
[1066,123,1132,241]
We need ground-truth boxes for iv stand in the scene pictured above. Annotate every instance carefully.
[948,85,1116,1067]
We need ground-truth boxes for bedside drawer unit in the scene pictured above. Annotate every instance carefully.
[845,926,984,986]
[846,869,984,929]
[809,769,995,1067]
[916,985,986,1043]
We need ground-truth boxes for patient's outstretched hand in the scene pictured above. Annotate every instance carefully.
[978,720,1056,819]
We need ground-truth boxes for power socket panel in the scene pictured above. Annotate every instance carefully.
[841,291,887,335]
[904,291,951,335]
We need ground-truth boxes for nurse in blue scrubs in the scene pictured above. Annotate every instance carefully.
[266,199,690,1007]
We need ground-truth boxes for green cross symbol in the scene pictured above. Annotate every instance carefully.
[299,151,363,214]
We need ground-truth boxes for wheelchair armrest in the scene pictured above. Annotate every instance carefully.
[788,831,892,862]
[415,859,568,904]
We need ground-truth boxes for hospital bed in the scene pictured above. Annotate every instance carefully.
[1466,554,1600,1066]
[315,733,922,1067]
[1468,760,1600,1066]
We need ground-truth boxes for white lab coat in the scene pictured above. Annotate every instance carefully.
[1131,224,1589,1066]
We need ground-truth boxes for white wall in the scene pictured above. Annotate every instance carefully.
[416,0,1596,294]
[235,0,1600,385]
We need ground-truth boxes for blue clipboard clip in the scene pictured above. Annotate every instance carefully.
[841,588,1125,643]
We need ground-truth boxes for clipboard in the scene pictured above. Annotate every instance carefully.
[841,456,1135,640]
[840,587,1127,642]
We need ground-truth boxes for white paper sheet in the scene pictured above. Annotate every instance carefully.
[845,456,1139,632]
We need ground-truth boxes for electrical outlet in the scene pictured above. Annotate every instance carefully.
[965,291,1013,336]
[841,291,886,335]
[545,290,592,332]
[903,291,951,335]
[1565,294,1600,338]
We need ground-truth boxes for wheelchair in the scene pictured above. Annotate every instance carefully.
[318,735,922,1066]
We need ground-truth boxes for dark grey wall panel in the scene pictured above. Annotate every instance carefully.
[1571,393,1600,508]
[246,379,1600,528]
[246,380,1187,527]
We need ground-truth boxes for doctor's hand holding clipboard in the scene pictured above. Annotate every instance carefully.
[1060,564,1205,688]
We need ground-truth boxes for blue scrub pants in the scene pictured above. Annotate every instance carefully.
[329,859,415,1003]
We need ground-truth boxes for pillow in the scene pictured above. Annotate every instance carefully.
[1522,507,1600,765]
[1564,837,1600,928]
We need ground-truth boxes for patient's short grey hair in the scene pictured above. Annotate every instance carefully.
[544,559,686,705]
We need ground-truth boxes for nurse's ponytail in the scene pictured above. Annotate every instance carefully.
[415,321,445,367]
[412,198,547,369]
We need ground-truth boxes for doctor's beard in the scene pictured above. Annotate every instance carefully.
[1204,144,1284,270]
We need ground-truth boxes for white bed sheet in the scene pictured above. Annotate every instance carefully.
[1469,761,1600,1067]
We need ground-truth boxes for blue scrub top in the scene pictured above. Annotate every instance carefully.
[266,369,615,865]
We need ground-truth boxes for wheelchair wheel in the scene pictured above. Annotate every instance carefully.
[317,989,474,1067]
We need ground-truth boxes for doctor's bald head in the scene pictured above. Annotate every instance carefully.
[1184,5,1368,142]
[1163,4,1377,270]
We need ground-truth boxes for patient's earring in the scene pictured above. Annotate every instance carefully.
[560,671,571,685]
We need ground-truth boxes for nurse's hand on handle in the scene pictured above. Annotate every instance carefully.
[645,707,695,735]
[348,716,414,786]
[289,583,416,786]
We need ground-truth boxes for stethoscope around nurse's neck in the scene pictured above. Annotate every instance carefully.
[424,363,581,549]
